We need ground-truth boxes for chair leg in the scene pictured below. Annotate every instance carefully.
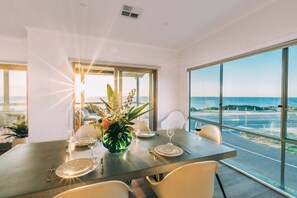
[216,173,227,198]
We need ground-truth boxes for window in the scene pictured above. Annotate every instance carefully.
[288,45,297,140]
[74,63,157,130]
[223,50,282,137]
[0,65,27,143]
[189,65,220,126]
[188,43,297,197]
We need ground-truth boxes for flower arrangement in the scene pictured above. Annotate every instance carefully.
[88,84,151,153]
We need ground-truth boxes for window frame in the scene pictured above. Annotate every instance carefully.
[0,64,27,128]
[73,62,158,130]
[187,39,297,196]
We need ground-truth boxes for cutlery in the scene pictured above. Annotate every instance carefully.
[46,168,55,182]
[148,148,159,159]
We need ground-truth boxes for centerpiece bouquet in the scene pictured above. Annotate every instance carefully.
[88,84,151,153]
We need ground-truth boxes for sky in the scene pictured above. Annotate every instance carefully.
[2,46,297,100]
[75,72,150,102]
[191,46,297,97]
[0,70,26,97]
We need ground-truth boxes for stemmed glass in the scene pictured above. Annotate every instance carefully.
[132,121,139,142]
[88,135,98,160]
[66,128,75,153]
[166,127,174,145]
[195,121,202,133]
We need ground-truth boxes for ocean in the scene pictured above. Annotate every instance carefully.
[4,96,297,110]
[190,97,297,110]
[189,97,297,139]
[0,96,26,103]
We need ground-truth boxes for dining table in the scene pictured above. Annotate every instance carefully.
[0,129,236,197]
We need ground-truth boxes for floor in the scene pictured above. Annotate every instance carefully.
[129,163,287,198]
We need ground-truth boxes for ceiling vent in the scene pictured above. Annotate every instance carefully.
[121,4,142,19]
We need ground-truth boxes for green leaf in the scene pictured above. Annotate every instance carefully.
[106,84,120,111]
[128,106,135,114]
[128,102,150,119]
[107,84,114,103]
[100,98,113,111]
[129,109,152,121]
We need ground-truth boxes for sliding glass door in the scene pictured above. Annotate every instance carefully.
[222,49,282,188]
[189,65,220,130]
[74,63,157,130]
[188,44,297,196]
[117,68,156,129]
[286,45,297,195]
[0,65,27,143]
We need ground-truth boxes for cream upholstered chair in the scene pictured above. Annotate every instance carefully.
[197,125,226,198]
[198,125,222,144]
[160,111,185,129]
[146,161,218,198]
[75,124,98,138]
[134,120,151,132]
[54,180,131,198]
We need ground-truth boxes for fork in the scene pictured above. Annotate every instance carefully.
[46,168,55,182]
[148,148,159,159]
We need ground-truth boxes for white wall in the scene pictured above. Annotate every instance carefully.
[179,0,297,118]
[27,29,180,142]
[3,0,297,142]
[0,36,27,63]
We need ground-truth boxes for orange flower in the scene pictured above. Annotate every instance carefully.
[101,117,112,130]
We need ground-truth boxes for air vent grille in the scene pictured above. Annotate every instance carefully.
[121,4,142,19]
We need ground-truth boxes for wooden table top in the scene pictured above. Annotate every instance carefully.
[0,129,236,197]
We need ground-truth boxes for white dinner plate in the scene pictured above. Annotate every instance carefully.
[74,137,90,146]
[136,131,155,138]
[56,158,97,179]
[154,144,183,157]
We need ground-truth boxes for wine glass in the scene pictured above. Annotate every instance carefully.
[66,128,75,153]
[132,121,139,142]
[88,135,98,160]
[195,122,202,133]
[166,126,174,145]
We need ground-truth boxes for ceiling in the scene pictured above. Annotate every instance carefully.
[0,0,276,50]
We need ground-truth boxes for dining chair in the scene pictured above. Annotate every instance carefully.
[75,124,98,138]
[146,161,218,198]
[134,120,151,132]
[160,111,185,129]
[197,125,226,198]
[54,180,131,198]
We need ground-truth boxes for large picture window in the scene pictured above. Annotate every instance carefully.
[188,44,297,197]
[0,65,27,143]
[189,65,220,126]
[74,63,157,131]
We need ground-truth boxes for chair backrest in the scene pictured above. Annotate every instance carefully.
[199,125,222,144]
[134,120,151,132]
[160,111,185,129]
[146,161,218,198]
[54,180,131,198]
[75,124,98,138]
